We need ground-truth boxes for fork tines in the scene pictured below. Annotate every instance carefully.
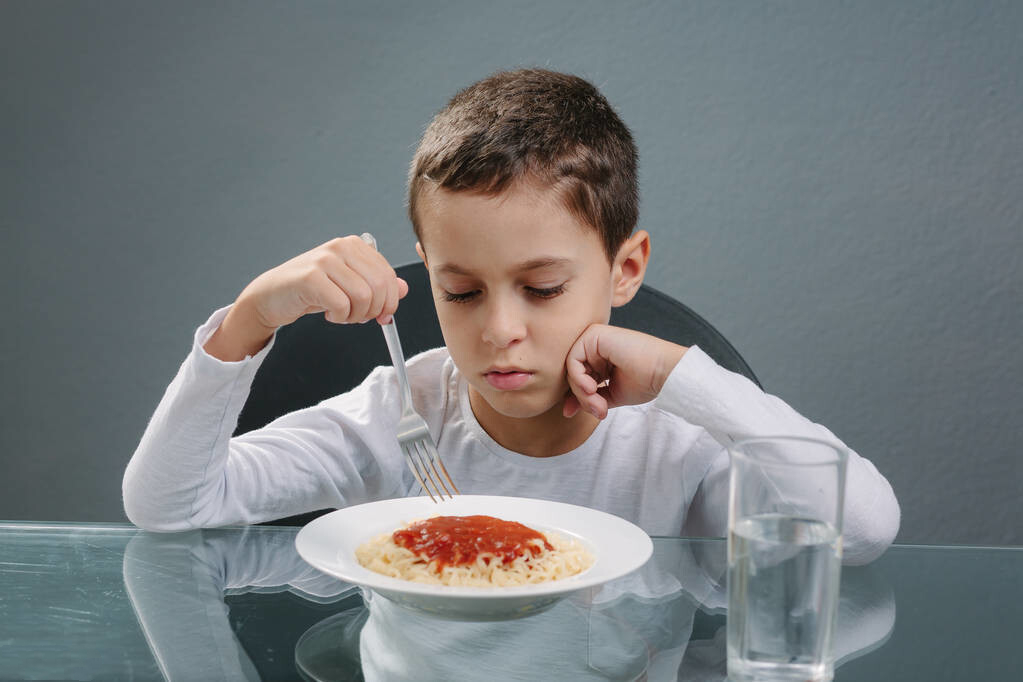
[404,439,459,502]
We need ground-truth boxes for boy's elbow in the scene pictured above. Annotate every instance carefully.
[842,490,901,566]
[122,472,148,529]
[122,483,199,533]
[123,498,193,533]
[837,454,901,565]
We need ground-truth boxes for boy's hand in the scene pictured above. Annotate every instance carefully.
[563,324,687,419]
[204,236,408,361]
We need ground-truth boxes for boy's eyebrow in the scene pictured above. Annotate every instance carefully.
[436,257,574,276]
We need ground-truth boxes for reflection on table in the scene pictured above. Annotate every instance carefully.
[120,527,892,681]
[2,523,1020,680]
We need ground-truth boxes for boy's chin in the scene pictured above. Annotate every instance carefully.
[473,387,568,421]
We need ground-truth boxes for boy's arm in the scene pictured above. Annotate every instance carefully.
[124,237,411,530]
[123,307,409,531]
[659,346,899,564]
[564,324,900,564]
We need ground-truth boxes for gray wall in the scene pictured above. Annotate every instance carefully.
[2,1,1020,545]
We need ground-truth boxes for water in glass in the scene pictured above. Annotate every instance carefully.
[727,513,841,681]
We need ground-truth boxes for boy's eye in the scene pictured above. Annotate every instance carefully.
[526,283,566,299]
[442,290,480,304]
[442,283,566,303]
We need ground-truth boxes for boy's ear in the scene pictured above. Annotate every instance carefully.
[611,230,650,307]
[415,241,428,266]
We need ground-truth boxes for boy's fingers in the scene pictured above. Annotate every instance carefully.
[565,354,600,395]
[344,253,393,322]
[347,245,409,322]
[313,272,355,323]
[329,250,393,322]
[565,353,609,419]
[383,276,407,318]
[562,394,580,418]
[563,392,608,419]
[324,265,374,322]
[375,278,408,325]
[570,388,608,419]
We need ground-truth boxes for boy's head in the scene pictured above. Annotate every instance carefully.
[405,69,651,431]
[408,68,638,262]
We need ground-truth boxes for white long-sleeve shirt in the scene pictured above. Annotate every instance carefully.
[123,307,900,564]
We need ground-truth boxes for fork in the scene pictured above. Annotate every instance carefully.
[359,233,459,501]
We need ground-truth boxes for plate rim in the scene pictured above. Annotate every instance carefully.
[294,495,653,600]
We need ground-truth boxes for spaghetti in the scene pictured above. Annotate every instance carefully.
[355,515,594,586]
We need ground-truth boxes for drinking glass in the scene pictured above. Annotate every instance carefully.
[726,436,848,682]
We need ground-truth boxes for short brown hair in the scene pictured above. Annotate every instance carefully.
[408,68,638,261]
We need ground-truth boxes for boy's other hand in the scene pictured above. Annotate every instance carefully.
[563,325,687,419]
[204,236,408,362]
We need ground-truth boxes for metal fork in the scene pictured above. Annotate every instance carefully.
[360,233,459,501]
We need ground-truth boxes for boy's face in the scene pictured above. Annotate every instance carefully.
[415,182,621,423]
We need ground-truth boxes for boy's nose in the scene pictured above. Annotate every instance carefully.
[481,298,527,349]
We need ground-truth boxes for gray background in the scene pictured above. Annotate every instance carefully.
[2,1,1020,545]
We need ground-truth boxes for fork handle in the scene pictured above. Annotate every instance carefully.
[359,232,416,411]
[381,321,415,410]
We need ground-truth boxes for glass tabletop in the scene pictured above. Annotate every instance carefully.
[0,521,1019,681]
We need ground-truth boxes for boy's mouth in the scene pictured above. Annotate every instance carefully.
[483,369,532,391]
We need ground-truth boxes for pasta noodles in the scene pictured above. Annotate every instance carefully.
[355,515,594,586]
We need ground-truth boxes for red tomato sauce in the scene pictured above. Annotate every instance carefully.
[392,515,553,570]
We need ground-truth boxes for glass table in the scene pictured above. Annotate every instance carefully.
[0,521,1019,680]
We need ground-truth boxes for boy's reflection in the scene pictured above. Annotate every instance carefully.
[123,529,893,681]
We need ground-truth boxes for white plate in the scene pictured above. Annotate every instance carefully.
[295,495,653,620]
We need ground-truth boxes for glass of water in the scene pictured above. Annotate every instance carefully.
[727,436,848,682]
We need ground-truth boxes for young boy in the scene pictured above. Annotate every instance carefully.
[123,69,899,564]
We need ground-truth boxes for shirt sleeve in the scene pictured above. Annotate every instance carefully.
[122,307,410,531]
[657,346,900,564]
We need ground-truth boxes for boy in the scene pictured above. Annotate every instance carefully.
[124,69,899,564]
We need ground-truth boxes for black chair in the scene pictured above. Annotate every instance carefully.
[236,261,760,525]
